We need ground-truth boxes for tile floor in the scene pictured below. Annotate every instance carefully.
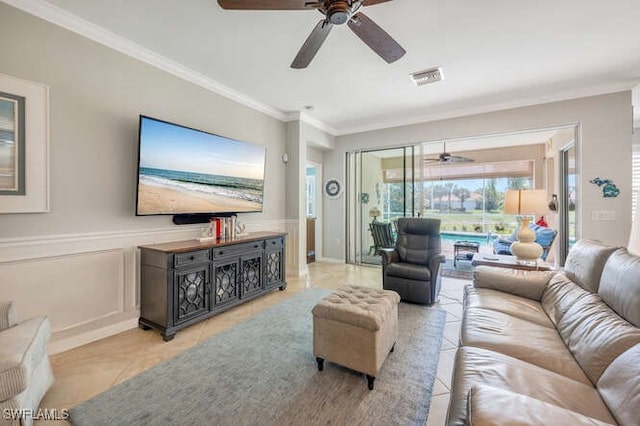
[36,262,467,425]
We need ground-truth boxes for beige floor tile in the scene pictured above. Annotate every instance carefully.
[441,303,463,322]
[435,349,457,389]
[442,321,462,347]
[432,378,450,396]
[426,393,451,426]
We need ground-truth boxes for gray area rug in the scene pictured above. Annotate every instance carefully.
[441,258,473,280]
[70,288,447,426]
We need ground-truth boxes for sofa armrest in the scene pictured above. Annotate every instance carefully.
[0,301,17,332]
[473,266,555,301]
[0,316,52,401]
[468,385,613,426]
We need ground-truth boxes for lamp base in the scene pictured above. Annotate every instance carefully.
[510,241,543,261]
[510,217,543,261]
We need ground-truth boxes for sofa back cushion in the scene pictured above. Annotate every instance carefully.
[563,239,618,293]
[598,248,640,327]
[541,273,593,327]
[596,344,640,426]
[556,291,640,384]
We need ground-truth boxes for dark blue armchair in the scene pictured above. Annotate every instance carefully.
[492,224,557,261]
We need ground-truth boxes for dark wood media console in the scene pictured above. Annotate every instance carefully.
[138,232,286,341]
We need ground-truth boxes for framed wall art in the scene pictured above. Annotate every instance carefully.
[0,73,49,213]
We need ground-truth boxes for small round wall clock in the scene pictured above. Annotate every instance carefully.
[324,178,343,199]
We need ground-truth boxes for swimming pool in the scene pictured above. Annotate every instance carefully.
[440,231,497,244]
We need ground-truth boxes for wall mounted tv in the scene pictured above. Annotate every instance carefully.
[136,115,266,218]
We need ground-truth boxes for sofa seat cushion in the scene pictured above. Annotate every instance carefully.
[464,286,554,328]
[467,385,614,426]
[0,317,51,401]
[384,262,430,281]
[446,347,617,426]
[461,307,589,383]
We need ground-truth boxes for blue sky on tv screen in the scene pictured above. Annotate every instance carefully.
[139,117,265,180]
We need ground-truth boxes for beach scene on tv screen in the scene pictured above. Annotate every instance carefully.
[137,118,265,214]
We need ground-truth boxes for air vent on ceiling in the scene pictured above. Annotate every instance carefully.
[411,67,444,86]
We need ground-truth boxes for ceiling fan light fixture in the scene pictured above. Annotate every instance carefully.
[327,1,352,25]
[411,67,444,86]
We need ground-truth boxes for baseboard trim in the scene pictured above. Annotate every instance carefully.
[316,257,345,264]
[48,314,139,355]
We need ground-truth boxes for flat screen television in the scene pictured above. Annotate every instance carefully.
[136,115,266,216]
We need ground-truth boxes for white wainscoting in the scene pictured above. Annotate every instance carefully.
[0,220,295,354]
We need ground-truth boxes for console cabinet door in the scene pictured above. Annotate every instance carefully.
[265,248,284,288]
[173,264,210,325]
[213,258,240,308]
[241,251,263,298]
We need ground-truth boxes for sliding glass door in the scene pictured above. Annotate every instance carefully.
[346,147,413,265]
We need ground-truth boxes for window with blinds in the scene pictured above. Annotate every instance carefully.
[633,140,640,221]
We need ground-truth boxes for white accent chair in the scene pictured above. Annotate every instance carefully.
[0,301,54,426]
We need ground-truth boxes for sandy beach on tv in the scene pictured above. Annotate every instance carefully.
[138,183,261,214]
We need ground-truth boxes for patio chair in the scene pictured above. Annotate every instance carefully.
[369,221,395,255]
[492,223,557,261]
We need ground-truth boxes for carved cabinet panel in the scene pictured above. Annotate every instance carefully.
[241,252,263,298]
[174,265,209,324]
[213,258,240,307]
[265,237,285,289]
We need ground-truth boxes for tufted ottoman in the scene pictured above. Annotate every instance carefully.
[311,285,400,389]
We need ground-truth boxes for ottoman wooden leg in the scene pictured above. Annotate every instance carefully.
[390,343,396,353]
[316,357,324,371]
[366,375,375,390]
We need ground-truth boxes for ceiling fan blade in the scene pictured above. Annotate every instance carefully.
[450,156,474,163]
[348,12,406,63]
[217,0,311,10]
[363,0,393,5]
[291,20,333,69]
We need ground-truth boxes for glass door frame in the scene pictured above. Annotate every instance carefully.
[558,133,579,265]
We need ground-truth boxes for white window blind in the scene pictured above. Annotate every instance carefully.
[633,141,640,221]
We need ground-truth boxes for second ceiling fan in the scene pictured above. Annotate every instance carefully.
[217,0,406,68]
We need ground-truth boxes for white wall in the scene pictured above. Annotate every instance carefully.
[0,4,288,352]
[324,92,633,259]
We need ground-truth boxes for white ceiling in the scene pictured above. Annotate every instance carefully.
[10,0,640,134]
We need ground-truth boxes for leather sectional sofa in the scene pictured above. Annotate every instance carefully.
[446,239,640,425]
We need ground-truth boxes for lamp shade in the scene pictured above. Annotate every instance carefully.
[504,189,548,215]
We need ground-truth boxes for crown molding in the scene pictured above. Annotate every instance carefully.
[284,111,338,135]
[333,81,638,136]
[2,0,289,121]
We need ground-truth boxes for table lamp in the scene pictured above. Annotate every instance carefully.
[504,189,548,261]
[369,206,381,221]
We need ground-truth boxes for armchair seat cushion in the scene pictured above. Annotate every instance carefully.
[0,317,51,401]
[385,262,431,281]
